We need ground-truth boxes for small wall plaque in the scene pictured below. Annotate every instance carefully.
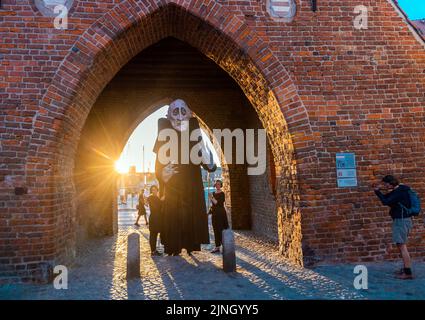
[336,153,357,188]
[266,0,297,22]
[34,0,73,17]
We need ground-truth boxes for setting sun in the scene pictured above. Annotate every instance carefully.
[114,159,129,174]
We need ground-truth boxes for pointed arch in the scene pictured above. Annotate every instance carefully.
[26,0,317,266]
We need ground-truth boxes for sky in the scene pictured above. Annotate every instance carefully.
[115,105,220,173]
[398,0,425,20]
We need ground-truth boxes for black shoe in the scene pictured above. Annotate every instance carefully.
[394,268,404,276]
[151,250,162,256]
[134,223,140,226]
[396,273,414,280]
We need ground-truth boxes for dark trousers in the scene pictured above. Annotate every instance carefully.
[212,212,228,247]
[150,230,160,252]
[213,226,223,247]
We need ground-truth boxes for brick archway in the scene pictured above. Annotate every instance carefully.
[25,0,317,273]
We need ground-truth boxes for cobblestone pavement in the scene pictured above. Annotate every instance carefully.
[0,204,424,300]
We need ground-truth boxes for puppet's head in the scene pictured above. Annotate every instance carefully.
[167,99,192,132]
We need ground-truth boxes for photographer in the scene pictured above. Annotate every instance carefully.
[374,175,414,280]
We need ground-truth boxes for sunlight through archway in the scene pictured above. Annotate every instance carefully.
[114,105,221,175]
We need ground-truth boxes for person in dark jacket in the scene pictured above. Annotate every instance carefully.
[208,180,229,253]
[374,175,414,279]
[134,190,148,226]
[147,185,163,256]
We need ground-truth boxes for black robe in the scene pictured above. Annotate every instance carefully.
[147,194,162,233]
[153,117,216,255]
[210,192,229,247]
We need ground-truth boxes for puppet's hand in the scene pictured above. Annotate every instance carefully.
[162,163,178,183]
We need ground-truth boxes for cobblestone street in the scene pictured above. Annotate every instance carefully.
[0,205,424,300]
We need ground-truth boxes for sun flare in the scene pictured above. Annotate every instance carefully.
[114,159,129,174]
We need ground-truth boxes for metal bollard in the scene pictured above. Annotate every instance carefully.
[127,232,140,279]
[222,228,236,272]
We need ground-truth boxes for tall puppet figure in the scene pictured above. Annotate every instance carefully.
[153,99,216,255]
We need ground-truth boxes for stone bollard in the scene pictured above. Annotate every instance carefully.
[222,228,236,272]
[127,232,140,279]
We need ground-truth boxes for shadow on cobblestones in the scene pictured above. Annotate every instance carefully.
[312,262,425,300]
[233,237,363,300]
[1,223,424,300]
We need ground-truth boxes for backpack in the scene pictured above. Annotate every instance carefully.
[399,189,421,217]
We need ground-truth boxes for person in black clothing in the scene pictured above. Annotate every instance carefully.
[153,100,216,256]
[147,185,163,256]
[134,190,148,226]
[208,180,229,254]
[374,175,414,279]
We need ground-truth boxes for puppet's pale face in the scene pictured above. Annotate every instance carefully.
[167,100,191,132]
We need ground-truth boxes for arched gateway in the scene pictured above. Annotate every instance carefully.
[3,0,424,282]
[17,1,314,281]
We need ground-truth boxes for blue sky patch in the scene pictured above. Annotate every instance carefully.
[398,0,425,20]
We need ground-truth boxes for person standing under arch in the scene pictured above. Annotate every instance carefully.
[134,189,148,226]
[147,185,163,256]
[208,179,229,253]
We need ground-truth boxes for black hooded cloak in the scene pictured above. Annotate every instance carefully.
[153,117,216,255]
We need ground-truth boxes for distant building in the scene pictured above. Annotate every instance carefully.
[118,168,157,196]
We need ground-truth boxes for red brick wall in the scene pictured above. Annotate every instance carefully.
[248,146,279,244]
[246,112,279,243]
[1,0,424,281]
